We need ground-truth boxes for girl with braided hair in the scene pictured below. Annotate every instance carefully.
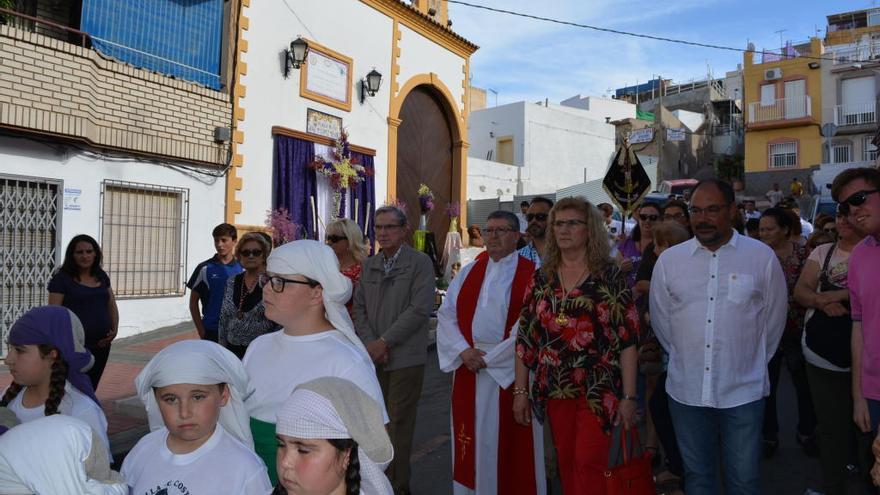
[1,306,111,463]
[273,377,393,495]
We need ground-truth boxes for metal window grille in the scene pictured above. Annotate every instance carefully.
[832,144,852,164]
[864,137,879,161]
[769,142,797,168]
[100,180,189,298]
[0,175,62,357]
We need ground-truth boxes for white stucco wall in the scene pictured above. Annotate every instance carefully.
[672,109,704,132]
[559,95,636,122]
[467,102,616,196]
[0,135,226,339]
[467,102,526,164]
[236,0,393,226]
[236,0,469,226]
[466,157,519,200]
[396,24,467,118]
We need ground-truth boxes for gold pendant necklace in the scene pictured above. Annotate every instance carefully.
[555,265,589,328]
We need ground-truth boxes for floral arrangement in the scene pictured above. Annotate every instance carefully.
[417,184,434,213]
[384,198,407,213]
[310,131,371,191]
[265,207,299,246]
[444,201,460,217]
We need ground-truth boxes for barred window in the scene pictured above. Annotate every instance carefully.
[864,136,878,161]
[101,181,189,297]
[768,141,797,169]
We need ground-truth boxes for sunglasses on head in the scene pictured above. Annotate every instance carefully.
[326,234,347,244]
[639,214,659,222]
[239,249,263,258]
[838,189,879,216]
[526,213,548,222]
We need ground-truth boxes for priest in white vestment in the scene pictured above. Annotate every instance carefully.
[437,211,546,495]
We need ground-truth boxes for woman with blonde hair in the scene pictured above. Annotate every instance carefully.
[219,232,277,359]
[326,219,369,303]
[514,196,639,495]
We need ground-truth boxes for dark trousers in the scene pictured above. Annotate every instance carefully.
[805,363,854,495]
[85,343,111,390]
[378,365,425,495]
[649,372,684,477]
[764,337,816,441]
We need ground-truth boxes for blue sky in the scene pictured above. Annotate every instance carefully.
[448,0,873,105]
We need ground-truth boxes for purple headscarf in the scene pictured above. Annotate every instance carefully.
[8,306,98,405]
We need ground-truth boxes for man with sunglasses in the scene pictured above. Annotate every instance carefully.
[518,197,554,268]
[437,210,545,494]
[352,205,436,495]
[830,168,880,453]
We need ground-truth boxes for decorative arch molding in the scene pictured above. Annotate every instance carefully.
[387,73,469,228]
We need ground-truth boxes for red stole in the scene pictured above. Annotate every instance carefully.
[452,251,536,492]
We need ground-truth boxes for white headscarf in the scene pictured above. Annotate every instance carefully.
[134,339,254,447]
[0,415,127,495]
[277,377,393,495]
[266,240,368,358]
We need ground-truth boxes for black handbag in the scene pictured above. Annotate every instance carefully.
[804,243,852,368]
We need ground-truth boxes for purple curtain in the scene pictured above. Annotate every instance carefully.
[349,151,376,251]
[274,135,317,239]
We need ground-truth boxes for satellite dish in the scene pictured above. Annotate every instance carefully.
[821,123,838,138]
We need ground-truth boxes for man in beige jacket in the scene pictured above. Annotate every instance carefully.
[353,205,436,495]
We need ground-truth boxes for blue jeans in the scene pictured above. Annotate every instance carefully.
[669,398,764,495]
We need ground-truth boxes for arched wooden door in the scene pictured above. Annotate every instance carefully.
[395,85,453,251]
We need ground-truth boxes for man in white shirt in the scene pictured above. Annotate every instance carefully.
[650,179,788,495]
[766,183,784,206]
[515,201,529,234]
[437,210,545,495]
[742,199,761,221]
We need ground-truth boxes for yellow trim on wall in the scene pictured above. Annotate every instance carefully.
[225,0,248,224]
[299,39,354,112]
[387,73,469,229]
[360,0,478,58]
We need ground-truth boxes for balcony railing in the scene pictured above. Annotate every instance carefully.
[748,96,812,124]
[834,102,877,126]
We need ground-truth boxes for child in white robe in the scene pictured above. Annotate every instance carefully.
[121,339,271,495]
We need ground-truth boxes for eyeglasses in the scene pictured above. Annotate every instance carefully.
[639,214,659,222]
[374,224,403,231]
[259,273,319,293]
[526,213,548,222]
[663,213,687,221]
[838,189,879,216]
[483,227,514,236]
[552,219,587,229]
[325,234,346,244]
[688,204,728,217]
[239,249,263,258]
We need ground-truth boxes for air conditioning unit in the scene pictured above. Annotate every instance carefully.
[764,68,783,80]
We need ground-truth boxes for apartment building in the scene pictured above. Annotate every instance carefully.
[0,1,237,342]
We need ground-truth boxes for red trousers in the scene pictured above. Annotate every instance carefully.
[548,398,612,495]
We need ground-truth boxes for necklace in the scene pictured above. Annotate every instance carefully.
[237,273,259,319]
[555,264,589,327]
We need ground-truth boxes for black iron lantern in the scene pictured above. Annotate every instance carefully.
[360,68,382,102]
[284,37,309,77]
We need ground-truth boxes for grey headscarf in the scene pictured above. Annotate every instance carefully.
[277,377,393,495]
[266,240,368,358]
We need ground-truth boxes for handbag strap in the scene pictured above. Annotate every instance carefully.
[817,242,841,291]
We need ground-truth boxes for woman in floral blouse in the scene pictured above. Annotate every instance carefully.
[514,196,639,494]
[759,207,815,457]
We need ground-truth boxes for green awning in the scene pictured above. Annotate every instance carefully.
[636,110,655,122]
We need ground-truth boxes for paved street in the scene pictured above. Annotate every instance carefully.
[2,323,875,494]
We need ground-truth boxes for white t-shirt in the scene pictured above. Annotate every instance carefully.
[801,242,851,372]
[121,424,271,495]
[5,382,111,461]
[243,329,388,423]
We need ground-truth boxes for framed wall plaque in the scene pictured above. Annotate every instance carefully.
[306,109,343,139]
[300,40,353,112]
